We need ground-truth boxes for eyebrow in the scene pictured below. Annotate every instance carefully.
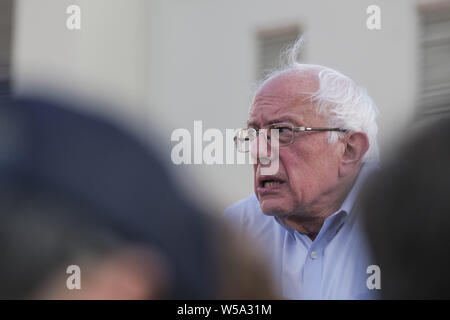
[247,115,303,128]
[246,120,258,128]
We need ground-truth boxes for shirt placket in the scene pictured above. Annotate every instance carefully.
[302,242,323,299]
[299,211,347,299]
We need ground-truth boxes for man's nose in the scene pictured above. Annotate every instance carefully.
[250,131,272,165]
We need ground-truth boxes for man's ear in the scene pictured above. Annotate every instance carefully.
[338,132,369,177]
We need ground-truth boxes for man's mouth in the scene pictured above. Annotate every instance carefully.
[262,180,283,188]
[257,176,285,192]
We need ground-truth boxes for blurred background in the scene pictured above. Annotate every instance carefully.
[1,0,449,213]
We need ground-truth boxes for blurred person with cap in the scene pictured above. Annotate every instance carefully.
[0,95,276,299]
[225,38,381,299]
[361,115,450,299]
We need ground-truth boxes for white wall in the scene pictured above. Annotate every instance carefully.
[13,0,150,139]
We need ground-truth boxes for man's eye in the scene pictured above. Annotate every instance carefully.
[276,127,291,133]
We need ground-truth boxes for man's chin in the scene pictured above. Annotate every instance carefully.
[259,199,290,217]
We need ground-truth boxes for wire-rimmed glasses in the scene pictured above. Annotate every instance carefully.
[234,122,348,152]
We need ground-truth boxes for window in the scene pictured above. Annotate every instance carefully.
[0,0,12,96]
[418,3,450,117]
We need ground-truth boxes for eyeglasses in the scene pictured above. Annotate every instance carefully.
[234,122,348,153]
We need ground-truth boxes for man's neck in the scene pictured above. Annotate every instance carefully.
[280,168,361,241]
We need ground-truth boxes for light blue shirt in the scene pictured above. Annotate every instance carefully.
[224,164,379,300]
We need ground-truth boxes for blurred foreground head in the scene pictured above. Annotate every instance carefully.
[0,96,276,299]
[362,115,450,299]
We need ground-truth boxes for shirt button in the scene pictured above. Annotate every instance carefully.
[310,251,317,259]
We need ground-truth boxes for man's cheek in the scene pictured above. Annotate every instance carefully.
[285,184,300,204]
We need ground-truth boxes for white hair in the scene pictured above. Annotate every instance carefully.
[254,38,380,163]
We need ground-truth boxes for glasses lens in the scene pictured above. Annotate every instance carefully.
[235,128,255,152]
[269,124,293,146]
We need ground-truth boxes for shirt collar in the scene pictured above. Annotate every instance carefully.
[339,161,378,216]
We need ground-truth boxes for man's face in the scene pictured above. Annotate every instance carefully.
[248,71,343,217]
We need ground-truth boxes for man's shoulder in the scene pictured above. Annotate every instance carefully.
[223,194,275,231]
[223,195,286,266]
[224,194,259,218]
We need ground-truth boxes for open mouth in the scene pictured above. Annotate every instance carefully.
[258,176,285,189]
[262,180,283,188]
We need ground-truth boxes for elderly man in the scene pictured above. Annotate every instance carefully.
[225,42,380,300]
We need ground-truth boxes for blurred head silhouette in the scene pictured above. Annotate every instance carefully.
[361,115,450,299]
[0,95,276,299]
